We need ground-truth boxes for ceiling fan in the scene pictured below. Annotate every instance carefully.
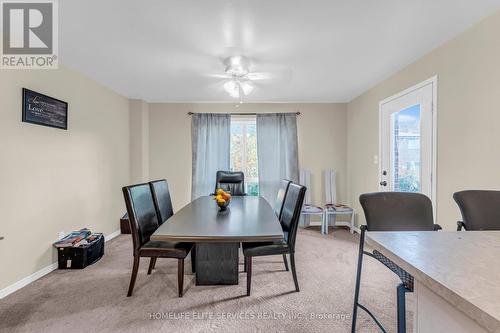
[211,55,275,102]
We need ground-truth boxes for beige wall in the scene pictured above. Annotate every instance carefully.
[129,99,150,183]
[148,103,347,213]
[0,66,129,291]
[346,10,500,229]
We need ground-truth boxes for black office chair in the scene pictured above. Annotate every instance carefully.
[243,183,306,296]
[274,179,291,219]
[122,183,194,297]
[352,192,441,333]
[453,190,500,231]
[215,170,246,196]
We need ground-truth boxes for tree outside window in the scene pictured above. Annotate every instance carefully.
[230,116,259,196]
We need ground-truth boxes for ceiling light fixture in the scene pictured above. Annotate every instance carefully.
[224,55,250,76]
[223,79,254,100]
[221,55,258,101]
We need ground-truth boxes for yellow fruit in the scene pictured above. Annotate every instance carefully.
[216,189,225,195]
[217,198,226,204]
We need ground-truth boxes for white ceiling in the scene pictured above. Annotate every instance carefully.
[60,0,500,102]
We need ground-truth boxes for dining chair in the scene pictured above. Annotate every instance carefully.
[299,170,323,227]
[453,190,500,230]
[122,183,194,297]
[243,179,292,274]
[149,179,196,275]
[243,182,306,296]
[352,192,442,333]
[149,179,173,225]
[322,169,355,234]
[215,170,246,195]
[274,179,291,219]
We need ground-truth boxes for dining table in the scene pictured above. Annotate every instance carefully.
[150,195,284,285]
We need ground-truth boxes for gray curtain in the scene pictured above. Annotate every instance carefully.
[191,113,231,200]
[256,113,299,205]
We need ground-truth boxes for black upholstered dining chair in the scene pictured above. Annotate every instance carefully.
[149,179,173,226]
[274,179,291,219]
[453,190,500,231]
[122,183,194,297]
[243,178,292,274]
[149,179,196,275]
[215,170,246,196]
[352,192,441,333]
[243,183,306,296]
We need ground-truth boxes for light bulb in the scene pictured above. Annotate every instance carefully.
[224,80,240,98]
[239,81,254,95]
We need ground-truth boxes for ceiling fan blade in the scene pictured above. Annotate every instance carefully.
[246,72,274,81]
[203,73,233,79]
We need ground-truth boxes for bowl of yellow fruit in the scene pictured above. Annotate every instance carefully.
[214,188,232,211]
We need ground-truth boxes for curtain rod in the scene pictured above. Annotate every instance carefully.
[187,112,300,116]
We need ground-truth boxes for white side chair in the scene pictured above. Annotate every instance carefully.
[322,170,355,234]
[299,170,323,227]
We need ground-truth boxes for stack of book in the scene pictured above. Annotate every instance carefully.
[53,229,97,248]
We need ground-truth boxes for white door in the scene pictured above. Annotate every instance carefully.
[379,77,436,203]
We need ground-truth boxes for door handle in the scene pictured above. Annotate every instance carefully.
[379,181,387,187]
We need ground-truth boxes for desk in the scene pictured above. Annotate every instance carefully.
[151,196,283,285]
[366,231,500,333]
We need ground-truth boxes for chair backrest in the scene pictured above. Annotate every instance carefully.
[215,170,245,195]
[324,169,337,205]
[149,179,174,225]
[280,183,307,250]
[299,170,312,205]
[274,179,291,219]
[359,192,434,231]
[122,183,159,253]
[453,190,500,230]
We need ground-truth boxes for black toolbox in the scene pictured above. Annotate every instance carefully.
[57,234,105,269]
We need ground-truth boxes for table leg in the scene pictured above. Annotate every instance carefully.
[195,243,239,285]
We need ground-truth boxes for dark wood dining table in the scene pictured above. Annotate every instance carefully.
[150,196,284,285]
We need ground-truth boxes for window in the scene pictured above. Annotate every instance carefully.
[230,116,259,195]
[391,104,421,193]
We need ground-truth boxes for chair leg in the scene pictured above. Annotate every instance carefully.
[350,211,355,234]
[351,228,366,332]
[127,256,140,297]
[290,253,300,292]
[190,247,196,273]
[246,256,252,296]
[178,259,184,297]
[283,254,289,271]
[244,255,247,272]
[397,283,407,333]
[147,257,157,275]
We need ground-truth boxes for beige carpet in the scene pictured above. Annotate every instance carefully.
[0,228,412,333]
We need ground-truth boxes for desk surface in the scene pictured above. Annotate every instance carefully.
[151,196,284,242]
[366,231,500,333]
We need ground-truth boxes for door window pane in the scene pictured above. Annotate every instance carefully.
[391,104,421,192]
[230,117,259,196]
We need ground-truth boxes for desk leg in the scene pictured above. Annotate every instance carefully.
[195,243,239,285]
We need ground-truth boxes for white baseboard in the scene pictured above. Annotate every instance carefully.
[0,229,121,300]
[0,261,59,300]
[106,229,122,241]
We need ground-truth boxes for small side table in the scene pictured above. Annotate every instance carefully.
[322,208,355,234]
